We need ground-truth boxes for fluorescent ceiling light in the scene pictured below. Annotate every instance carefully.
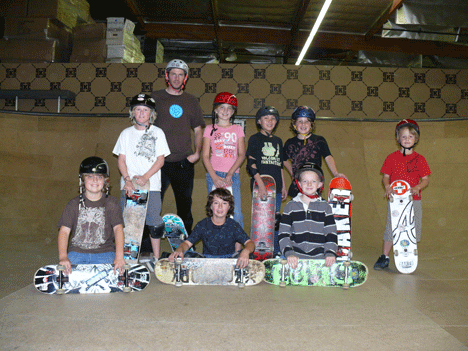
[295,0,333,65]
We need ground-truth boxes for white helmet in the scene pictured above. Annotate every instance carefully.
[166,59,188,75]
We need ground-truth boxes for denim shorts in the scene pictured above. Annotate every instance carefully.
[68,251,115,264]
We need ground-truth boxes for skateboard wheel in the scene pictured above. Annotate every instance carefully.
[344,261,351,267]
[414,249,418,256]
[175,281,182,287]
[348,251,353,259]
[175,257,183,264]
[280,259,287,265]
[238,283,245,289]
[123,286,131,293]
[389,197,394,203]
[279,281,286,288]
[349,194,354,201]
[57,265,65,271]
[342,284,350,290]
[394,250,399,257]
[56,288,65,295]
[123,264,131,270]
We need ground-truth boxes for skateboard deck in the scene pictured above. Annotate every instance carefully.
[162,213,190,252]
[390,180,418,274]
[263,258,367,288]
[328,177,353,261]
[123,179,150,263]
[251,175,276,261]
[154,258,265,287]
[34,263,150,294]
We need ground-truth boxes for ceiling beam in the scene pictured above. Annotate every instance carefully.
[143,23,468,59]
[210,0,222,61]
[284,0,312,62]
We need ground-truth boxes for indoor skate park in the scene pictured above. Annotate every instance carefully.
[1,0,468,349]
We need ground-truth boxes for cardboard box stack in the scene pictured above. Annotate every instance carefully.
[0,0,94,63]
[106,17,145,63]
[70,23,107,63]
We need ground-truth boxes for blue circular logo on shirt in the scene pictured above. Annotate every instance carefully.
[169,104,183,118]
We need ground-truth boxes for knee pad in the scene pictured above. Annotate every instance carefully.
[149,223,165,239]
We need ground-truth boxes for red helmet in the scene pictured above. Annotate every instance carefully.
[213,92,237,108]
[395,119,420,137]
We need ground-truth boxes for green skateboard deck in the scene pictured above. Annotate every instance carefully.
[263,258,367,288]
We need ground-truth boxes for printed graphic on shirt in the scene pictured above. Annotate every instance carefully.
[261,142,281,166]
[134,132,158,163]
[72,207,106,250]
[286,139,320,172]
[213,130,237,159]
[169,104,183,118]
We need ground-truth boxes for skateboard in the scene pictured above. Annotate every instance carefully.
[328,177,353,261]
[162,213,190,252]
[263,258,368,289]
[251,175,276,261]
[123,179,150,263]
[154,258,265,287]
[34,263,150,294]
[390,180,418,274]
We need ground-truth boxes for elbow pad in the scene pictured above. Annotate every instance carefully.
[247,158,259,178]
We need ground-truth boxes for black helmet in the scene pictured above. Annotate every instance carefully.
[79,156,109,177]
[130,94,156,111]
[292,106,315,122]
[255,106,280,124]
[294,162,324,196]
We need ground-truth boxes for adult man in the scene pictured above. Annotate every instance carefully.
[151,59,205,235]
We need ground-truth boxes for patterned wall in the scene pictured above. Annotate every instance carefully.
[0,63,467,119]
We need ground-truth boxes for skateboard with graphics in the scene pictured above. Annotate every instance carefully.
[263,258,367,289]
[390,180,418,274]
[328,177,353,261]
[34,263,150,294]
[154,257,265,288]
[123,179,149,263]
[251,175,276,261]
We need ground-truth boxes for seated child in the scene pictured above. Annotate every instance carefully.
[169,188,255,268]
[58,156,125,275]
[278,162,337,269]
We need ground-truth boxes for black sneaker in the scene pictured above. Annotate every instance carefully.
[374,255,390,270]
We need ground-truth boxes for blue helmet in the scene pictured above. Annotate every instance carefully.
[292,106,316,122]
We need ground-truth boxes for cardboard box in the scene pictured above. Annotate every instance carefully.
[70,39,107,62]
[106,17,136,45]
[73,23,107,40]
[0,37,60,62]
[27,0,93,28]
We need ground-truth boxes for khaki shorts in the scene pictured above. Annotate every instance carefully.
[384,200,422,242]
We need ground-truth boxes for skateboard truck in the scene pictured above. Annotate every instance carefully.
[279,259,288,287]
[174,258,189,287]
[56,265,68,294]
[234,267,247,288]
[118,265,132,292]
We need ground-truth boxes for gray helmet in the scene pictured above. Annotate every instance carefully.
[79,156,109,177]
[166,59,189,75]
[255,106,280,124]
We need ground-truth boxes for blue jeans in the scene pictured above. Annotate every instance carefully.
[274,193,282,255]
[206,171,244,228]
[68,251,115,264]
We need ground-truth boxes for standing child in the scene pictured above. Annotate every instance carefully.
[283,106,347,198]
[279,163,337,269]
[202,92,246,232]
[246,106,287,256]
[113,93,171,263]
[58,156,125,275]
[169,188,255,269]
[374,119,431,270]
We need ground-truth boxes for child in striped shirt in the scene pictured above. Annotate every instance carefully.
[278,163,337,269]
